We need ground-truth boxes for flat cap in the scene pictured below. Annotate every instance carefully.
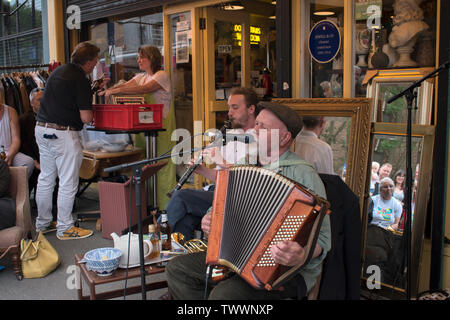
[257,101,303,138]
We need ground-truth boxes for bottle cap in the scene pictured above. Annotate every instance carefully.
[148,224,155,232]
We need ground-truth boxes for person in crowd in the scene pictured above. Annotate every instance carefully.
[166,101,330,300]
[99,45,175,209]
[19,88,44,192]
[163,87,259,241]
[369,177,402,231]
[370,161,380,195]
[393,169,405,206]
[364,177,404,287]
[35,41,104,240]
[0,103,35,178]
[372,162,392,196]
[294,116,334,175]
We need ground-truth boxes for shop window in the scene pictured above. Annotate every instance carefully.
[213,8,276,101]
[0,0,43,67]
[309,0,344,98]
[249,16,276,100]
[89,12,164,83]
[354,0,437,97]
[214,20,243,100]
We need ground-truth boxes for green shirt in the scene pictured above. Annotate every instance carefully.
[262,150,331,292]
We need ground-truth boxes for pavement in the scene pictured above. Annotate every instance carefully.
[0,184,167,300]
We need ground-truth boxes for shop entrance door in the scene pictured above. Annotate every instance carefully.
[165,3,273,190]
[201,7,250,133]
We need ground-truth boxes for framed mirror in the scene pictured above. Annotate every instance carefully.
[361,123,435,299]
[274,98,372,216]
[364,68,435,124]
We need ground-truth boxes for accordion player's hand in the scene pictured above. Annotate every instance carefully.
[201,211,212,236]
[270,241,306,267]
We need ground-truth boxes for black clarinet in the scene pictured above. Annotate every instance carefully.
[167,120,232,198]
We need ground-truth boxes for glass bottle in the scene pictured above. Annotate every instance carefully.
[0,145,6,161]
[147,224,161,259]
[158,211,172,251]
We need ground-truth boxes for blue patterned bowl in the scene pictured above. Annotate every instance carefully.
[80,247,123,276]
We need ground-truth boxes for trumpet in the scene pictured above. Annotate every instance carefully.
[167,120,232,198]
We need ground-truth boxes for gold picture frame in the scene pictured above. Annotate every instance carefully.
[274,98,373,217]
[364,68,435,124]
[361,122,435,299]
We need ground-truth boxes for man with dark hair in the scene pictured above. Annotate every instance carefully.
[294,116,334,175]
[35,41,104,240]
[166,101,330,300]
[163,87,260,241]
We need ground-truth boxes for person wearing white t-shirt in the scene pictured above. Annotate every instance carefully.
[163,87,260,240]
[294,116,334,175]
[370,177,402,230]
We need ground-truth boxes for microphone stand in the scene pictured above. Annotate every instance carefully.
[103,144,225,300]
[386,60,450,300]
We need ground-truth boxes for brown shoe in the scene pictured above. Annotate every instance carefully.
[57,226,93,240]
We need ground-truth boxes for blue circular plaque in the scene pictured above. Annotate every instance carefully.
[309,20,341,64]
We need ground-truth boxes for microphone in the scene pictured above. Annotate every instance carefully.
[204,131,255,144]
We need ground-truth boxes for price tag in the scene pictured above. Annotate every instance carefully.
[139,111,154,124]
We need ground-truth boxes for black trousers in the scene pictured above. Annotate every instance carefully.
[166,251,307,300]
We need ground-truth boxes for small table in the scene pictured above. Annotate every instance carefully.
[79,147,144,182]
[75,254,167,300]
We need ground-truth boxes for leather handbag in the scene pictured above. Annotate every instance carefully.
[20,231,61,278]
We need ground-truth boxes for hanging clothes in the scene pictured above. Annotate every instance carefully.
[0,80,4,104]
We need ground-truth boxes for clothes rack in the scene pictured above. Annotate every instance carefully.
[0,64,50,71]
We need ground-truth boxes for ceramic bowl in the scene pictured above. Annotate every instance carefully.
[80,247,123,276]
[102,143,127,152]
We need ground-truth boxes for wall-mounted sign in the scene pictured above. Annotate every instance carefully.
[308,20,341,64]
[233,24,261,46]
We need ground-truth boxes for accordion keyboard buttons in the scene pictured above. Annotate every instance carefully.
[256,215,306,267]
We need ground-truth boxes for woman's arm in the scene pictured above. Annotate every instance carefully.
[101,78,163,96]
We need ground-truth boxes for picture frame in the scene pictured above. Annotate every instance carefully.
[364,68,435,124]
[360,122,435,299]
[274,98,373,217]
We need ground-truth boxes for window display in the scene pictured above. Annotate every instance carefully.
[354,0,437,97]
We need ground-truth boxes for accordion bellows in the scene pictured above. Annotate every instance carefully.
[206,166,330,290]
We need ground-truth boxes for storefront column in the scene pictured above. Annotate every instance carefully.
[47,0,66,63]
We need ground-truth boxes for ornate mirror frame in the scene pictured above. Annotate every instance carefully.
[360,122,435,298]
[274,98,373,216]
[364,68,435,125]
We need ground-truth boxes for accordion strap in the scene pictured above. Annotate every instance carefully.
[270,204,328,290]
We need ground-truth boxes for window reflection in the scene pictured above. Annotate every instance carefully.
[364,133,423,290]
[354,0,437,97]
[90,12,164,84]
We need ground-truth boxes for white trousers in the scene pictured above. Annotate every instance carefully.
[35,126,83,234]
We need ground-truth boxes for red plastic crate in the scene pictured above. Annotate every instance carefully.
[93,104,163,131]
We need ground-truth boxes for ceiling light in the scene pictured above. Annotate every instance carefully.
[314,11,335,16]
[271,1,276,4]
[223,4,244,10]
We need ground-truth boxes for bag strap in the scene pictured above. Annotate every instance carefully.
[0,245,16,260]
[20,239,40,261]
